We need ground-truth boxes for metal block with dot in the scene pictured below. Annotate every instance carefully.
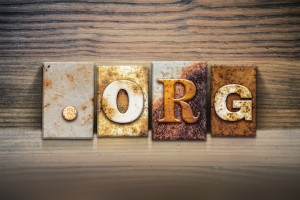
[43,62,94,139]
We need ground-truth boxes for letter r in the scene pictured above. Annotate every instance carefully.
[158,79,200,123]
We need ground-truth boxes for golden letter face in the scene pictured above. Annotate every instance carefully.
[158,79,200,123]
[152,61,207,141]
[214,84,252,121]
[97,64,149,137]
[211,65,256,137]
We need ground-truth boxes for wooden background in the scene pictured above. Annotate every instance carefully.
[0,0,299,128]
[0,1,300,200]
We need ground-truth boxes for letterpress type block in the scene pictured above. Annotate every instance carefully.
[152,61,207,140]
[43,62,94,139]
[211,65,256,136]
[97,64,149,137]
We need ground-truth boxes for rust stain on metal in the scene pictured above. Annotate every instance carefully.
[43,103,50,109]
[81,104,87,111]
[211,65,256,137]
[66,73,74,82]
[97,63,149,137]
[101,96,117,118]
[152,61,207,140]
[90,97,94,104]
[43,79,52,89]
[53,93,62,100]
[80,113,93,127]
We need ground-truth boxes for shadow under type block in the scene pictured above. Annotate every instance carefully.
[97,63,149,137]
[42,62,94,139]
[152,61,207,140]
[211,65,256,137]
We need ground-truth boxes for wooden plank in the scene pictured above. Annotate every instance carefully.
[0,128,298,165]
[0,1,299,60]
[0,128,300,199]
[0,1,299,128]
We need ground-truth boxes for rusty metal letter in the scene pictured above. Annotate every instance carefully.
[210,65,256,137]
[152,61,207,140]
[158,79,200,123]
[102,80,144,123]
[214,84,252,121]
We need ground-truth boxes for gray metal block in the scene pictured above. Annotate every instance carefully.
[43,62,94,139]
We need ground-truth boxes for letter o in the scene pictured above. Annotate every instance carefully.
[102,80,144,123]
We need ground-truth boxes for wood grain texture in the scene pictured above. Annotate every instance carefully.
[0,128,300,200]
[0,1,299,128]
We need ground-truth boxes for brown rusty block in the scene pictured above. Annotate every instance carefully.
[43,62,94,139]
[97,63,149,137]
[152,61,207,140]
[211,65,256,137]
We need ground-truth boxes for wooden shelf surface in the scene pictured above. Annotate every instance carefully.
[0,128,299,199]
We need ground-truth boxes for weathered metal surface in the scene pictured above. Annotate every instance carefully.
[43,62,94,139]
[97,64,149,137]
[211,65,256,137]
[152,61,207,140]
[214,84,252,121]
